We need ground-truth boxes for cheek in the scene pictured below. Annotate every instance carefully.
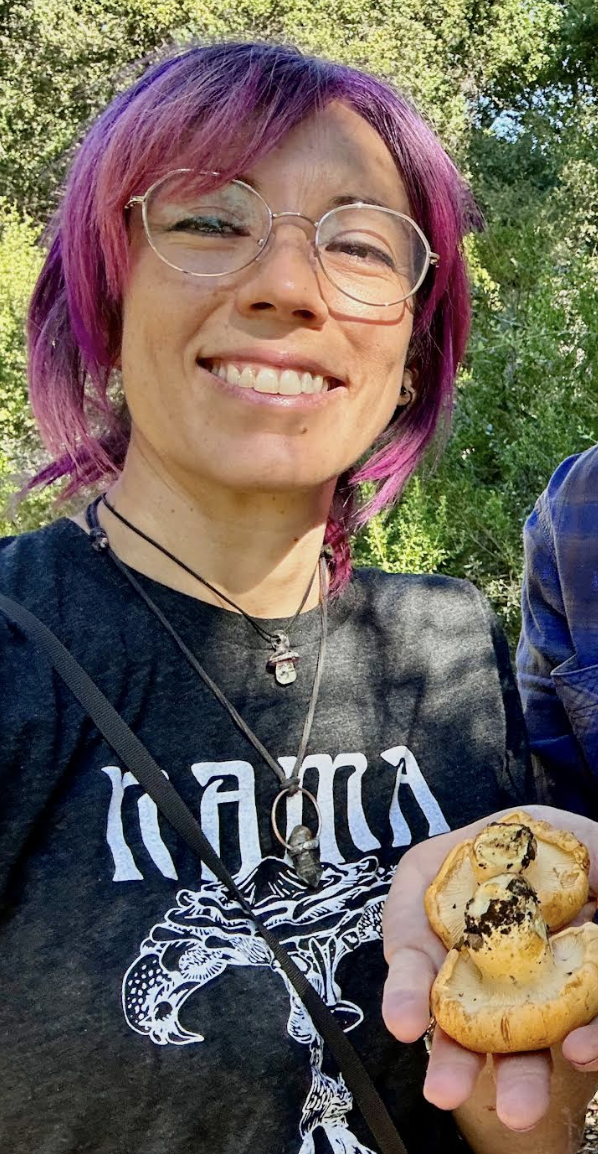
[120,253,221,369]
[357,335,411,420]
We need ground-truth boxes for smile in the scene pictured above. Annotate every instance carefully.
[200,359,342,396]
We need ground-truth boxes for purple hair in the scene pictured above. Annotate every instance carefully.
[27,41,476,590]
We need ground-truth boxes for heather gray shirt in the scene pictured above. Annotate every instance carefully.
[0,520,537,1154]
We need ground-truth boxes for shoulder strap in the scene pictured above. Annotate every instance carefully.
[0,592,409,1154]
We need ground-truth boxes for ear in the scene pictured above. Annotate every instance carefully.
[396,367,417,408]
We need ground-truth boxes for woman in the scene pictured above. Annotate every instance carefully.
[0,40,545,1154]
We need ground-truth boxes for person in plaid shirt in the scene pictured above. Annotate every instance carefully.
[518,445,598,812]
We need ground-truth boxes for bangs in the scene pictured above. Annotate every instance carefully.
[28,40,476,590]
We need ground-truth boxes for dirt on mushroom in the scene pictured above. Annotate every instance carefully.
[425,810,590,950]
[427,815,598,1054]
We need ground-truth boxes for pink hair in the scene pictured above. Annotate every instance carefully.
[27,41,477,590]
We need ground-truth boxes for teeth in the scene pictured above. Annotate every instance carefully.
[302,372,323,394]
[239,367,255,389]
[254,367,280,394]
[207,360,330,395]
[278,370,302,396]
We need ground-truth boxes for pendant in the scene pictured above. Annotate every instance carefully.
[267,632,299,685]
[287,824,323,887]
[271,785,323,888]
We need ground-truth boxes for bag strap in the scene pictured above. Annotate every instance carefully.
[0,592,409,1154]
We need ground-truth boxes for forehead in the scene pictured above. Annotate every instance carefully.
[239,103,410,214]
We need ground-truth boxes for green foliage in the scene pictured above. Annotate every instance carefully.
[0,201,55,536]
[2,0,598,648]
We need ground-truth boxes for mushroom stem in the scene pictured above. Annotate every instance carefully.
[463,874,556,984]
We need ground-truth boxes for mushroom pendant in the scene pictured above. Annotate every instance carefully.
[267,633,299,685]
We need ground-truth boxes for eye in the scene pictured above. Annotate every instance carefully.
[325,237,396,269]
[169,214,250,238]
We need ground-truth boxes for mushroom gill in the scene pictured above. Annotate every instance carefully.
[425,811,590,950]
[431,873,598,1053]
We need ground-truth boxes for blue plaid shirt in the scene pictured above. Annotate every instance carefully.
[517,445,598,813]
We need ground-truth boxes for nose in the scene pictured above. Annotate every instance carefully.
[234,216,330,326]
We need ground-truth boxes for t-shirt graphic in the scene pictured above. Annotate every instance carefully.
[0,523,535,1154]
[123,855,392,1153]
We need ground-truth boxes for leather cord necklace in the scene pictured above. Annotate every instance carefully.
[85,496,328,887]
[101,493,316,686]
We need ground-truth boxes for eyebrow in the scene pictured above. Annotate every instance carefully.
[329,193,392,210]
[238,176,394,212]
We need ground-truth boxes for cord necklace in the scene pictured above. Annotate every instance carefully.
[86,496,328,886]
[101,493,317,686]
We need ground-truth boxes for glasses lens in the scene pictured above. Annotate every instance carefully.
[317,206,430,305]
[144,174,269,276]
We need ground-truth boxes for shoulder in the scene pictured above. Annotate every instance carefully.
[1,518,70,587]
[534,445,598,530]
[522,447,598,575]
[0,518,73,580]
[349,567,493,644]
[0,518,95,634]
[351,566,486,614]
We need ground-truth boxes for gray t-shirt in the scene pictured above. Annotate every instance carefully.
[0,519,538,1154]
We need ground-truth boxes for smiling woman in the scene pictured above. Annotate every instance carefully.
[0,38,568,1154]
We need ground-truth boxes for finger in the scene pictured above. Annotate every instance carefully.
[423,1027,485,1110]
[492,1050,553,1131]
[562,1017,598,1070]
[382,847,448,964]
[382,948,437,1042]
[569,898,597,927]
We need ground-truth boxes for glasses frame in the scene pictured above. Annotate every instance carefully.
[127,167,440,308]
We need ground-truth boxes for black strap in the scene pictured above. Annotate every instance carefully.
[0,592,408,1154]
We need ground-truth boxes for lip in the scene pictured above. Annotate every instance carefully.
[196,348,346,386]
[196,361,344,408]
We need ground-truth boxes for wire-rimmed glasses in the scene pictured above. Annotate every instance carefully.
[127,168,439,308]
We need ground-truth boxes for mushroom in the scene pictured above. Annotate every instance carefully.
[425,810,590,949]
[431,873,598,1053]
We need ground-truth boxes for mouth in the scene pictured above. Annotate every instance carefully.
[198,357,345,397]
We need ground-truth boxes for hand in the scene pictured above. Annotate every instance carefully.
[382,805,598,1131]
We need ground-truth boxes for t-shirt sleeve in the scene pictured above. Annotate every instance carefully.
[473,585,548,807]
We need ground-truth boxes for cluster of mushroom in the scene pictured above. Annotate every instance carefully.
[425,811,598,1053]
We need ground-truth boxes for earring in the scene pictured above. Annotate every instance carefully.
[398,369,415,406]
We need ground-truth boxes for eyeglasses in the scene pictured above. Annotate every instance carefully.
[127,169,439,309]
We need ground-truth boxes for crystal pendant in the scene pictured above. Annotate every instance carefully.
[271,786,323,889]
[288,824,322,887]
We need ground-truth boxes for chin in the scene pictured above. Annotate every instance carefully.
[221,466,337,494]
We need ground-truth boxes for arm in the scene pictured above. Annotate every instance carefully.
[455,1049,597,1154]
[517,499,593,810]
[382,809,598,1150]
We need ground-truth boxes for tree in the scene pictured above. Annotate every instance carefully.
[2,0,598,647]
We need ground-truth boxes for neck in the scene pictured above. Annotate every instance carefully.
[94,452,335,618]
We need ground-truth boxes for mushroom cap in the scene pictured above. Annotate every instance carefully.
[425,840,476,948]
[500,812,590,927]
[425,811,590,949]
[431,922,598,1053]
